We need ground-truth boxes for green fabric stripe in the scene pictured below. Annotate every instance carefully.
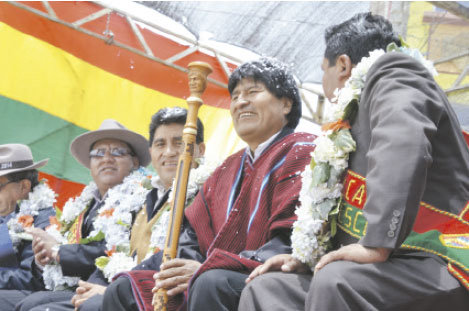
[338,202,469,269]
[404,230,469,268]
[0,94,91,184]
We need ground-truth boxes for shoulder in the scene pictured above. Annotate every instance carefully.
[277,132,317,151]
[366,51,434,85]
[275,132,316,172]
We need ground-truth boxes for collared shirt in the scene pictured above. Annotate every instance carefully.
[151,175,169,200]
[81,189,108,237]
[247,130,281,163]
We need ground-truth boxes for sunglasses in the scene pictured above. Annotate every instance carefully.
[89,148,134,158]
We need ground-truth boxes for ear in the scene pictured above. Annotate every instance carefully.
[336,54,353,84]
[132,156,140,169]
[19,179,31,198]
[196,142,206,157]
[282,98,293,115]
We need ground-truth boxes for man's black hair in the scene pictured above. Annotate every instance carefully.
[6,169,39,190]
[149,107,204,146]
[228,57,302,129]
[324,12,401,66]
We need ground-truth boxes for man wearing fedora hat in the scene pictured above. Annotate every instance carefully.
[1,119,151,310]
[0,144,55,307]
[13,108,208,311]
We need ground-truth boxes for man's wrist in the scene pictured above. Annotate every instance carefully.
[51,245,60,263]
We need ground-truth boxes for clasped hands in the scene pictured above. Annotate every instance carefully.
[27,227,60,266]
[246,243,391,283]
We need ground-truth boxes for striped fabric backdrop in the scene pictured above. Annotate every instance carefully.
[0,1,244,207]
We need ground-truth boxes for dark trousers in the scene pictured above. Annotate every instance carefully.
[16,290,74,311]
[12,290,102,311]
[102,277,139,311]
[0,290,31,311]
[102,269,248,311]
[188,269,248,311]
[239,254,469,311]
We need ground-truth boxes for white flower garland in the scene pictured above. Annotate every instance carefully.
[97,159,218,282]
[7,182,56,245]
[149,159,218,253]
[42,168,149,290]
[291,44,437,268]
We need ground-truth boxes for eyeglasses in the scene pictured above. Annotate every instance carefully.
[0,180,15,191]
[89,148,134,158]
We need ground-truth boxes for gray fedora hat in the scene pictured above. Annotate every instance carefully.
[0,144,48,177]
[70,119,151,169]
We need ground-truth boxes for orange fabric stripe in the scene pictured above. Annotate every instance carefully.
[39,172,85,210]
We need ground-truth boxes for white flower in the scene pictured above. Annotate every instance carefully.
[96,160,218,277]
[61,183,96,224]
[291,43,436,268]
[42,264,80,290]
[7,183,56,243]
[43,168,150,291]
[102,252,137,282]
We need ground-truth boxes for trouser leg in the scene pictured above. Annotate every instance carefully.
[306,254,469,311]
[16,291,74,311]
[238,272,312,311]
[0,290,31,311]
[188,269,248,311]
[101,277,138,311]
[78,294,103,311]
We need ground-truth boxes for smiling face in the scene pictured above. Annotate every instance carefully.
[230,78,292,151]
[89,139,138,197]
[149,123,204,190]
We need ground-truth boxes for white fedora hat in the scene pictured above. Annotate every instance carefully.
[0,144,48,177]
[70,119,151,169]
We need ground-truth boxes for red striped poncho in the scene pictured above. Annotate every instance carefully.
[117,132,316,310]
[185,132,316,280]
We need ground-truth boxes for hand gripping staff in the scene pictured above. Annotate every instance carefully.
[153,62,213,311]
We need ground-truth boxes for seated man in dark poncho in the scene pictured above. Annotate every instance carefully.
[101,58,317,311]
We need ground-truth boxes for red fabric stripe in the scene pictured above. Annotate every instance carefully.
[38,172,85,210]
[344,170,469,235]
[0,2,232,109]
[412,206,468,234]
[343,172,366,209]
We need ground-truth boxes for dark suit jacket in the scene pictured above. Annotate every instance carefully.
[0,206,55,290]
[57,198,107,280]
[337,52,469,250]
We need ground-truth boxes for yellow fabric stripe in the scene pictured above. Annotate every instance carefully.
[0,22,244,160]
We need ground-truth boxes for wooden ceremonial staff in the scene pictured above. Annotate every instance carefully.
[153,61,213,311]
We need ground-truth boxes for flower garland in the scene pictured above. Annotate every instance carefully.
[42,167,149,290]
[7,182,56,245]
[96,159,218,282]
[291,43,438,268]
[149,159,218,253]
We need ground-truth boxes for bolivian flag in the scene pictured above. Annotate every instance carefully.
[0,2,244,207]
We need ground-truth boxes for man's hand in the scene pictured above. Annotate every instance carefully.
[151,259,201,296]
[246,254,309,283]
[314,243,391,273]
[71,280,106,308]
[27,227,60,266]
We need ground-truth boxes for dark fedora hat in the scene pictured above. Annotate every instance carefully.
[0,144,48,177]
